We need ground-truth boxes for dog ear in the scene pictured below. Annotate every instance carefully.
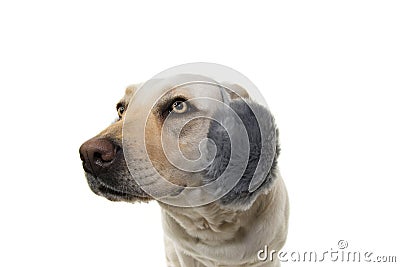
[205,98,280,210]
[222,83,250,100]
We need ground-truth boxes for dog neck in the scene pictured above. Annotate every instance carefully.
[158,177,288,265]
[160,200,244,244]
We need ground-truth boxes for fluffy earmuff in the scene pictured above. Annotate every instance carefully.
[205,98,280,210]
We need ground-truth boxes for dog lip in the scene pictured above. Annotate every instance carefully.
[94,176,129,195]
[86,172,150,200]
[98,184,132,197]
[98,185,151,201]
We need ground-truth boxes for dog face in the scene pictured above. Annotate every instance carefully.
[80,78,279,209]
[79,84,150,202]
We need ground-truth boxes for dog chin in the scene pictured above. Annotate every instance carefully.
[85,173,151,203]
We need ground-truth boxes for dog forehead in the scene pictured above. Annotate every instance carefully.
[126,82,224,110]
[172,83,224,107]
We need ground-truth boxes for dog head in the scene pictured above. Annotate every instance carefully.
[79,77,279,210]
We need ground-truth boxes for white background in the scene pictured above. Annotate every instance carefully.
[1,1,399,266]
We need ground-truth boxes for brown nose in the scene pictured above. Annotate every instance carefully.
[79,137,119,176]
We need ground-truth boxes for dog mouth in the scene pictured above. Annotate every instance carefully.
[86,173,151,202]
[98,184,131,198]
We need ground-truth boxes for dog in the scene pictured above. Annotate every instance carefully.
[79,77,289,267]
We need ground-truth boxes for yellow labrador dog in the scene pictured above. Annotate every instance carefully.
[79,79,289,267]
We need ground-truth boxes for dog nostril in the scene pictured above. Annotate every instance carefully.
[93,152,102,163]
[97,149,116,162]
[79,138,119,175]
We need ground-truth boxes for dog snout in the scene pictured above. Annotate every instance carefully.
[79,137,120,175]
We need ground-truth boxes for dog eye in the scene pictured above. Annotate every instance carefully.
[117,106,125,117]
[170,101,188,114]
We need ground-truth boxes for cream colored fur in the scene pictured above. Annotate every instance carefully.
[160,176,289,267]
